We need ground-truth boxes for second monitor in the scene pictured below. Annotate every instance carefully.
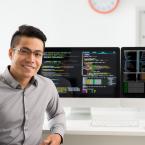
[121,47,145,108]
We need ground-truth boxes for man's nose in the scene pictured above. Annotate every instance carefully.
[27,52,35,62]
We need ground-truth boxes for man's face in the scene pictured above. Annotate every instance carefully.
[9,36,44,80]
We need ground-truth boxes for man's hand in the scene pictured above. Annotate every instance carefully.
[40,134,62,145]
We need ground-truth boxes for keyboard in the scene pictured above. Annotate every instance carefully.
[91,119,139,127]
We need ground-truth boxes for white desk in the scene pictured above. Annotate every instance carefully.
[43,119,145,135]
[43,109,145,145]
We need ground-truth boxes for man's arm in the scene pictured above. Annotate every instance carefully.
[42,81,66,145]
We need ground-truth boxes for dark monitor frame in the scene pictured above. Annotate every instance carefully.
[39,47,120,98]
[121,47,145,98]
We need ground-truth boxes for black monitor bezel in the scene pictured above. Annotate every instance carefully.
[121,47,145,98]
[39,47,120,98]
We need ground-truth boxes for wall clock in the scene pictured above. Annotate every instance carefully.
[88,0,120,14]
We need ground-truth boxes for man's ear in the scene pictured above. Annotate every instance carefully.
[9,48,13,60]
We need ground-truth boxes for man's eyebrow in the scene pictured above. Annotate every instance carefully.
[34,50,43,52]
[22,47,43,52]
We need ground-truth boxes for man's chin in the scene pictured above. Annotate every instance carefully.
[23,73,34,79]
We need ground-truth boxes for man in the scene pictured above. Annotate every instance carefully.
[0,25,66,145]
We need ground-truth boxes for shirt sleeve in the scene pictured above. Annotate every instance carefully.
[45,80,66,140]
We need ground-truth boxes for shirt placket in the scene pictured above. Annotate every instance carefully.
[22,89,29,145]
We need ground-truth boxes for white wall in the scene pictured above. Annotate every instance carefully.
[0,0,145,73]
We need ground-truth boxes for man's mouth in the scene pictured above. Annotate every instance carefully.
[23,65,35,69]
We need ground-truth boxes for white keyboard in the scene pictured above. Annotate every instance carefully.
[91,119,139,127]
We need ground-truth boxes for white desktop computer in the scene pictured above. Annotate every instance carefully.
[120,47,145,121]
[120,47,145,107]
[39,46,145,128]
[39,47,123,120]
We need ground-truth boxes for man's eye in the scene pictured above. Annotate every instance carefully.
[35,53,42,57]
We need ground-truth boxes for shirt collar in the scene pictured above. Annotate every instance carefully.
[30,76,38,87]
[2,66,38,89]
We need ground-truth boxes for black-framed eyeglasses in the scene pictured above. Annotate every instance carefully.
[13,47,43,58]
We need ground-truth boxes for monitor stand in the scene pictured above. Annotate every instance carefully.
[65,107,92,120]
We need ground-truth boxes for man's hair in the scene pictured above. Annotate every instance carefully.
[10,25,47,48]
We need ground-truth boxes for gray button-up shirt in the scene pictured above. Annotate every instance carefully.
[0,66,66,145]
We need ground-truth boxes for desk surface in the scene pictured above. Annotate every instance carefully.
[43,119,145,136]
[43,108,145,136]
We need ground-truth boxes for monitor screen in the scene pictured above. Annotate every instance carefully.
[38,47,120,99]
[121,47,145,98]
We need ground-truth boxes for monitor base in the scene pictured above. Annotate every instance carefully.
[66,107,92,120]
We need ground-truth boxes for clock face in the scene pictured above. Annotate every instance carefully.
[88,0,120,14]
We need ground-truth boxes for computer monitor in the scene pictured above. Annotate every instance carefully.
[121,47,145,108]
[38,47,120,119]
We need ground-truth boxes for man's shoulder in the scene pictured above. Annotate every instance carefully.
[0,73,4,82]
[0,73,7,88]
